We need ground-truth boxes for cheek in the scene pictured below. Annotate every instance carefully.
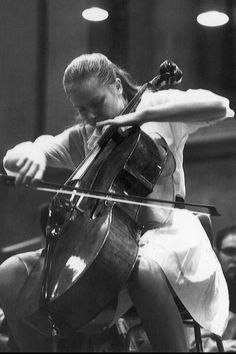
[220,257,230,271]
[103,97,122,117]
[113,96,125,115]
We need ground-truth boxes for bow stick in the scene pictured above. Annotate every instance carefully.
[0,174,220,216]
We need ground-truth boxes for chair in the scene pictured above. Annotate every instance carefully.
[175,288,224,352]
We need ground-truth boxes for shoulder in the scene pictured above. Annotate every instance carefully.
[140,88,187,106]
[54,123,84,141]
[55,123,95,146]
[141,88,220,102]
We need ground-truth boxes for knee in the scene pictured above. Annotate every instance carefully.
[0,256,27,307]
[128,256,167,289]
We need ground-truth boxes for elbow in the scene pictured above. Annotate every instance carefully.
[218,100,227,114]
[217,102,227,118]
[207,100,228,121]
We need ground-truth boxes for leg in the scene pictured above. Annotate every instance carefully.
[127,256,188,352]
[0,253,53,352]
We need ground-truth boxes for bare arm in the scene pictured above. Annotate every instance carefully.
[97,89,234,127]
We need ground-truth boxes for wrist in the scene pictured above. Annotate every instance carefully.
[138,109,149,124]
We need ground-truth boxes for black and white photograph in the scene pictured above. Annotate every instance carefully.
[0,0,236,351]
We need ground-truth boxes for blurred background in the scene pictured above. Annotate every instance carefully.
[0,0,236,252]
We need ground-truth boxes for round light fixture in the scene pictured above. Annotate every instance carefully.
[82,7,109,22]
[197,10,229,27]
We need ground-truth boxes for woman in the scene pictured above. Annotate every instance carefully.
[1,53,235,352]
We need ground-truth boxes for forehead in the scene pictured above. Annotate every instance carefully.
[221,233,236,248]
[70,77,108,103]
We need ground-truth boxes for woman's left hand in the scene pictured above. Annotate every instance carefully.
[97,111,145,127]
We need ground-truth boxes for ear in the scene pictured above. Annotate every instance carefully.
[115,78,123,95]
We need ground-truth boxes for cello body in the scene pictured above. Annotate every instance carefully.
[16,125,175,337]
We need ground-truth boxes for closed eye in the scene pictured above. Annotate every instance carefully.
[90,98,104,109]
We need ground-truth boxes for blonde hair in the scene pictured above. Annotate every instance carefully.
[63,53,138,103]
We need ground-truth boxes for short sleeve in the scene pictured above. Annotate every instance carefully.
[139,88,234,141]
[176,89,234,137]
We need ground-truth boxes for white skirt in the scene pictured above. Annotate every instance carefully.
[112,209,229,336]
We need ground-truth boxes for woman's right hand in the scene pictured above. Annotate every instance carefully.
[3,142,46,186]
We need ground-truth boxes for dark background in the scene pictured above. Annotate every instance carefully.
[0,0,236,249]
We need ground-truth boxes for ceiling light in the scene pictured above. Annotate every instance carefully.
[197,10,229,27]
[82,7,108,22]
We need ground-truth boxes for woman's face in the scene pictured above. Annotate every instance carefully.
[69,77,126,127]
